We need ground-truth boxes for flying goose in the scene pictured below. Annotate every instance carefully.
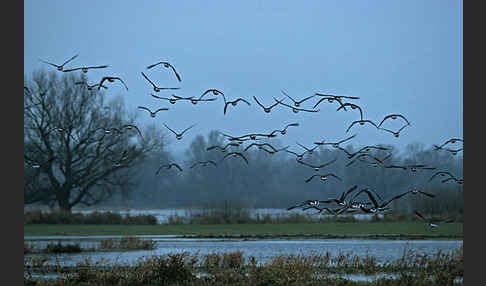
[173,95,217,105]
[273,97,320,113]
[206,142,240,152]
[336,103,364,121]
[314,92,360,100]
[244,142,278,152]
[190,160,217,169]
[305,173,343,183]
[156,163,183,174]
[271,123,299,135]
[338,145,389,160]
[285,149,307,161]
[357,189,412,214]
[378,113,410,128]
[75,81,108,90]
[312,95,348,110]
[414,211,454,228]
[297,157,337,171]
[63,65,109,73]
[151,94,181,104]
[98,76,128,90]
[441,177,464,185]
[296,142,318,155]
[378,123,410,138]
[435,138,463,150]
[199,89,226,103]
[280,90,316,108]
[224,98,251,115]
[163,123,196,140]
[428,171,457,183]
[146,61,182,82]
[141,72,180,92]
[346,119,379,133]
[320,185,359,207]
[259,145,289,155]
[222,152,249,165]
[121,124,143,138]
[384,164,436,172]
[314,134,357,148]
[40,54,78,71]
[346,153,384,167]
[253,96,281,113]
[111,150,129,167]
[287,199,329,211]
[137,106,169,118]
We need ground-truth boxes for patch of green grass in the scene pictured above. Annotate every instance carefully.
[24,222,463,238]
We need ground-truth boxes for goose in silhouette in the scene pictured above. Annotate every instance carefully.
[199,89,226,103]
[244,142,278,152]
[273,97,320,113]
[314,93,360,100]
[414,211,454,228]
[260,145,289,155]
[357,189,413,214]
[163,123,196,140]
[320,185,359,207]
[338,145,389,160]
[120,124,143,138]
[296,142,318,155]
[441,177,464,185]
[156,163,183,174]
[63,65,109,73]
[297,157,337,171]
[75,81,108,90]
[439,147,463,156]
[40,54,78,71]
[287,200,329,211]
[253,96,282,113]
[271,123,299,135]
[346,119,379,133]
[378,123,410,138]
[137,106,169,118]
[280,90,316,108]
[312,94,349,110]
[434,138,463,150]
[314,134,357,148]
[98,76,128,90]
[285,149,307,161]
[384,164,436,172]
[146,61,182,82]
[190,160,217,169]
[141,72,180,92]
[378,113,410,128]
[111,150,129,167]
[206,142,240,152]
[151,94,181,104]
[336,103,364,121]
[222,152,249,165]
[404,188,436,198]
[428,171,457,183]
[305,173,343,183]
[224,98,251,114]
[346,153,384,167]
[173,95,217,105]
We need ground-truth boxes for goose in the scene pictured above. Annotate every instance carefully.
[428,171,456,183]
[384,164,436,172]
[146,61,182,82]
[435,138,463,149]
[141,72,180,92]
[253,96,282,113]
[40,54,78,71]
[190,160,217,169]
[405,188,436,198]
[441,177,464,185]
[440,147,463,156]
[137,106,169,118]
[312,95,348,110]
[314,92,360,100]
[163,123,196,140]
[199,89,226,103]
[156,163,183,174]
[336,103,364,121]
[285,149,307,161]
[320,185,359,207]
[346,153,384,167]
[314,134,357,148]
[224,98,251,114]
[222,152,249,165]
[378,123,410,138]
[75,81,108,90]
[378,113,410,128]
[120,124,143,138]
[244,142,278,152]
[151,94,180,104]
[346,119,379,133]
[339,145,389,160]
[98,76,128,91]
[206,142,241,152]
[112,150,129,167]
[273,97,320,113]
[259,145,289,155]
[305,173,343,183]
[414,211,454,228]
[357,190,412,214]
[272,123,299,135]
[280,90,316,108]
[63,65,109,73]
[296,142,318,155]
[297,157,338,171]
[173,95,217,105]
[287,200,329,211]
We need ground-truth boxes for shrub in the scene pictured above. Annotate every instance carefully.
[24,210,157,225]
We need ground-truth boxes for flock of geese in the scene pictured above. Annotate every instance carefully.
[28,54,463,228]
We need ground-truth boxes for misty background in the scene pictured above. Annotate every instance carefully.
[24,1,463,212]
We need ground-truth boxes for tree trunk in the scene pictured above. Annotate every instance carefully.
[57,191,72,213]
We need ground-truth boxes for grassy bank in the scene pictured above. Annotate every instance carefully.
[24,222,463,239]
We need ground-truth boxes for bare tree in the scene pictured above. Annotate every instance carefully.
[24,70,165,212]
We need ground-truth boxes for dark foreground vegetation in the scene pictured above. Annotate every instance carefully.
[24,246,463,285]
[24,210,157,225]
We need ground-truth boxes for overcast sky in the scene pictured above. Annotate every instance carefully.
[24,0,463,156]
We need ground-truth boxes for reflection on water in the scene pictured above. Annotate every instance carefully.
[25,236,463,267]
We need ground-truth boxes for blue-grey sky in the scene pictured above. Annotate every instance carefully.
[24,0,463,156]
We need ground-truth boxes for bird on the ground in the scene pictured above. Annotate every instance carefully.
[146,61,182,82]
[63,65,109,73]
[163,123,196,140]
[98,76,128,90]
[297,157,338,171]
[141,72,180,92]
[137,106,169,118]
[40,54,78,71]
[280,90,316,108]
[224,98,251,114]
